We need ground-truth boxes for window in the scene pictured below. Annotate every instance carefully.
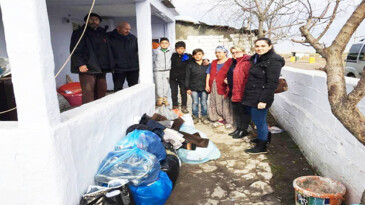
[359,45,365,61]
[347,44,362,61]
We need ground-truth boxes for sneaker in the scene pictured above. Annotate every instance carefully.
[156,97,163,106]
[172,106,179,110]
[192,115,199,124]
[229,128,240,136]
[181,106,189,114]
[201,116,210,124]
[162,97,169,106]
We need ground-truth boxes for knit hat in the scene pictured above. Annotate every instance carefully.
[84,13,102,22]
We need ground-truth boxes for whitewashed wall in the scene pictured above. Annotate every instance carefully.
[271,67,365,204]
[0,83,155,205]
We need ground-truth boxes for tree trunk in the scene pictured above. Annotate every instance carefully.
[258,19,264,38]
[325,51,365,145]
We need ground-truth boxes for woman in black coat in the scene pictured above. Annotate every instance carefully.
[242,37,285,154]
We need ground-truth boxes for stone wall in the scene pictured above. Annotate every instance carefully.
[270,67,365,204]
[176,20,257,60]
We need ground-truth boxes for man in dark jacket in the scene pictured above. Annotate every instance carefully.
[109,22,139,91]
[70,13,114,104]
[170,41,192,113]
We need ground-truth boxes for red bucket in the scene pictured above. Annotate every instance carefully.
[57,82,82,106]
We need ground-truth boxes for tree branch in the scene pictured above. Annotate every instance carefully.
[331,1,365,52]
[316,0,340,41]
[299,24,325,55]
[347,67,365,105]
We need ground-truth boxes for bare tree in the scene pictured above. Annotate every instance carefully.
[206,0,303,43]
[293,0,365,145]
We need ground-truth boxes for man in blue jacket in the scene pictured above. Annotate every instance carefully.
[109,22,139,91]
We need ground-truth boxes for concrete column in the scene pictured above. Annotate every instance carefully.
[166,21,176,46]
[0,0,60,128]
[136,0,154,84]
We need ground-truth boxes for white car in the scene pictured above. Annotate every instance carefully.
[345,39,365,78]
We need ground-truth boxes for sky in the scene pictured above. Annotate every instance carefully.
[172,0,365,53]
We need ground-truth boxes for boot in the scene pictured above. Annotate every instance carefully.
[233,129,249,139]
[156,97,163,106]
[201,115,210,124]
[181,106,189,114]
[192,115,199,124]
[229,128,240,136]
[162,97,169,106]
[245,139,268,154]
[251,132,271,144]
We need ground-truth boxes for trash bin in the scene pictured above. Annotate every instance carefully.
[57,82,82,106]
[0,76,17,121]
[293,176,346,205]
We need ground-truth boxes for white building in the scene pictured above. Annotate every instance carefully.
[0,0,177,204]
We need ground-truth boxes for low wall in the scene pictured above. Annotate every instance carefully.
[271,67,365,204]
[0,83,155,205]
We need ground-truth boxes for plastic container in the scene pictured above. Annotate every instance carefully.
[293,176,346,205]
[57,82,82,106]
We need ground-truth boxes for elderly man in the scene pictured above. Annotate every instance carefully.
[70,13,114,104]
[109,22,139,91]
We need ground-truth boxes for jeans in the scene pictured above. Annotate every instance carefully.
[170,78,187,107]
[79,73,107,104]
[191,91,208,117]
[112,70,139,92]
[232,102,251,130]
[246,106,269,140]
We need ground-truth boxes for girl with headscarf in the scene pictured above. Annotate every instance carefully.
[205,46,234,129]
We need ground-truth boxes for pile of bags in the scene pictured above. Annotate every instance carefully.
[80,109,221,205]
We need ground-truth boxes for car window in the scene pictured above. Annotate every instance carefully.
[347,44,362,61]
[359,45,365,61]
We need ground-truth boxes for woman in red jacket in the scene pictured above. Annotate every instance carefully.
[226,46,252,139]
[205,46,234,129]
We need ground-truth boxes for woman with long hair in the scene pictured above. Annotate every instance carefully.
[242,38,285,154]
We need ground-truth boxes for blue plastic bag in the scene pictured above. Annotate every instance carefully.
[129,171,173,205]
[115,130,166,162]
[95,147,160,186]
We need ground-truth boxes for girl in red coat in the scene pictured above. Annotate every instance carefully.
[226,46,252,139]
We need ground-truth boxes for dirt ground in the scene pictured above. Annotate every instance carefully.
[285,60,326,71]
[165,111,315,205]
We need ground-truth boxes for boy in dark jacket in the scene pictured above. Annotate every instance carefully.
[186,49,209,124]
[170,41,191,113]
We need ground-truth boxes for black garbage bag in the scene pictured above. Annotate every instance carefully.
[80,184,133,205]
[160,154,180,188]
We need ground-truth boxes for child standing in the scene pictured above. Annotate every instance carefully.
[170,41,192,113]
[153,37,173,106]
[185,49,210,124]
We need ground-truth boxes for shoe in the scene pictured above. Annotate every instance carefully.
[162,97,169,106]
[225,123,233,130]
[251,132,271,144]
[233,130,249,139]
[201,116,210,124]
[229,128,240,136]
[192,115,199,124]
[156,97,163,106]
[181,106,189,114]
[245,139,268,154]
[172,106,179,110]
